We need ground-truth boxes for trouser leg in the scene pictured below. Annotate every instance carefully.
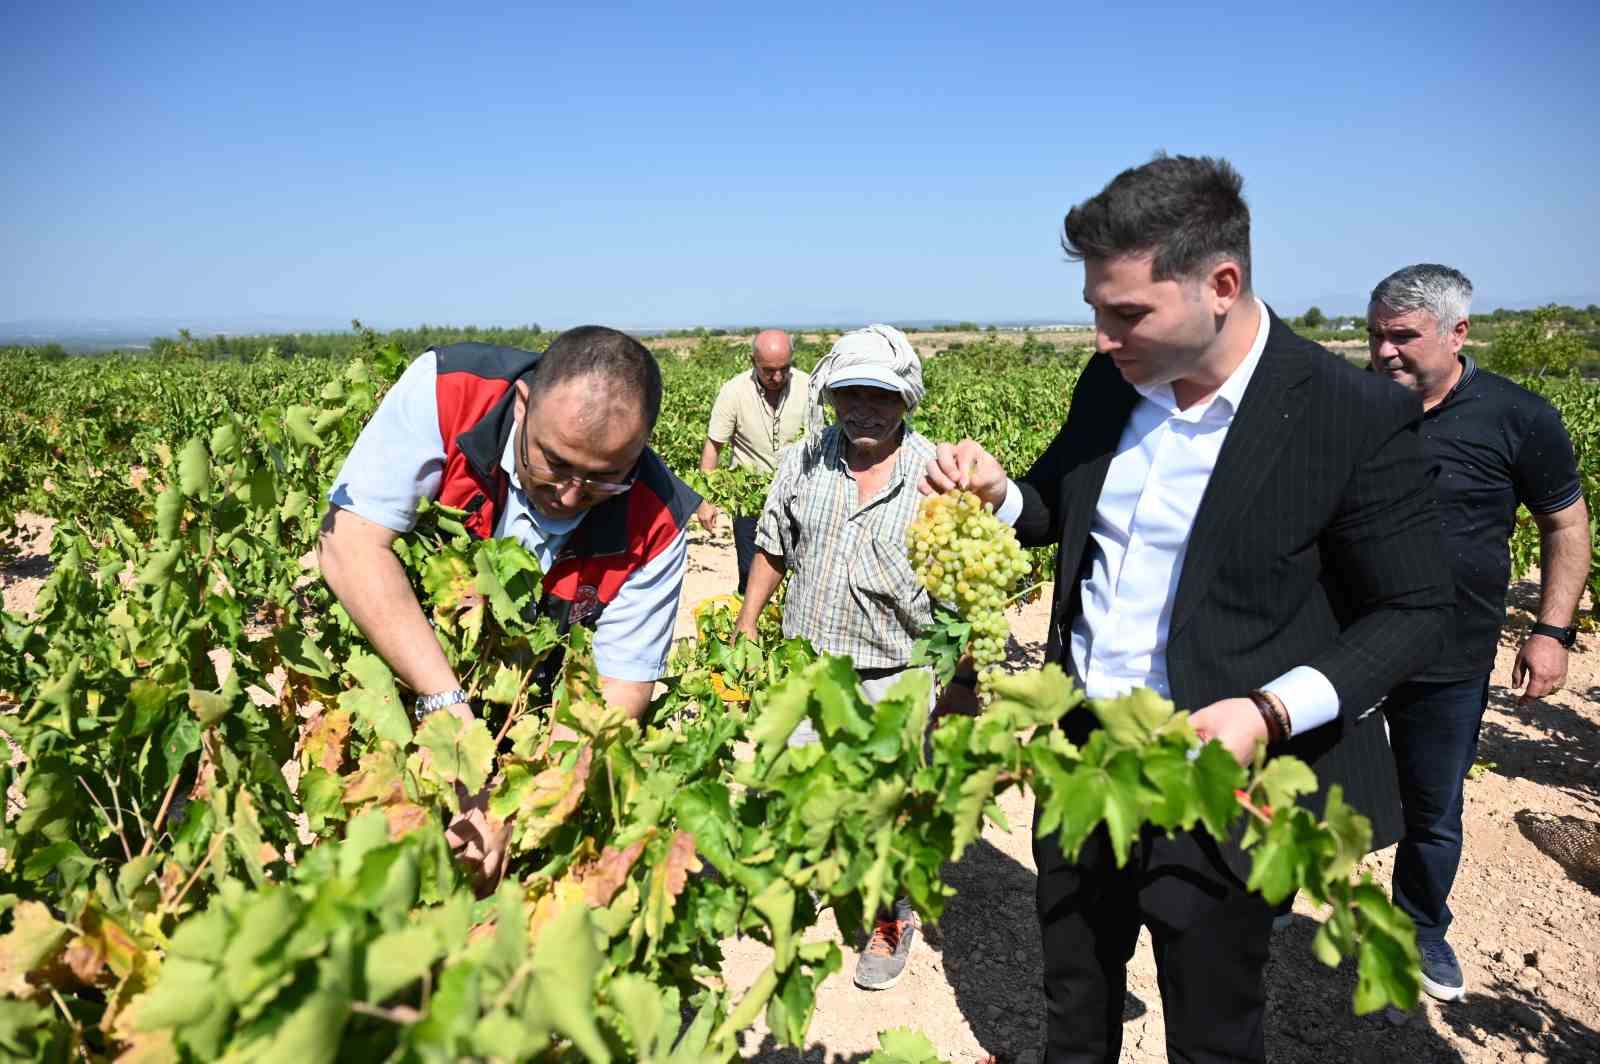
[1034,829,1142,1064]
[1146,872,1273,1064]
[1383,676,1489,942]
[732,516,759,595]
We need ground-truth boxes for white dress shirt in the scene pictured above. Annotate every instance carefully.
[328,351,686,682]
[1001,299,1339,734]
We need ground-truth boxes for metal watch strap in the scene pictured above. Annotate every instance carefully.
[1530,622,1577,649]
[414,687,470,719]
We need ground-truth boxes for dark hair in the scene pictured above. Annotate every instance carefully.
[1062,153,1252,289]
[523,325,663,428]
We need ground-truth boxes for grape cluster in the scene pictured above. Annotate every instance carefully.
[907,490,1031,676]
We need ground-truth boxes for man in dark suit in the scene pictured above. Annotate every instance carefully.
[926,155,1453,1063]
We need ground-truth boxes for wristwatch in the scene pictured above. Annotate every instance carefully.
[1530,622,1578,649]
[414,687,470,720]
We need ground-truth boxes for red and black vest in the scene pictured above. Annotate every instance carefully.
[429,342,699,636]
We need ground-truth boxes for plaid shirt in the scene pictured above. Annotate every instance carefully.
[755,425,935,669]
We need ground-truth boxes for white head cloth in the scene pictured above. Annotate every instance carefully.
[804,324,925,439]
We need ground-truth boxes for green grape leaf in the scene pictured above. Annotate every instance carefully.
[177,437,210,499]
[982,663,1078,728]
[751,878,797,970]
[1256,756,1319,815]
[1352,880,1421,1013]
[285,406,324,448]
[748,674,813,754]
[414,711,496,793]
[365,925,443,1003]
[156,486,184,542]
[531,903,610,1063]
[950,766,1000,855]
[1320,785,1370,883]
[870,1027,947,1063]
[1089,687,1175,747]
[340,651,412,744]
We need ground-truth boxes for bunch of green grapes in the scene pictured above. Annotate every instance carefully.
[907,490,1031,676]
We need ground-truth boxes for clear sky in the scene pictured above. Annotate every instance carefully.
[4,0,1597,332]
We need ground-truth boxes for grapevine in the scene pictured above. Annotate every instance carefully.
[0,330,1509,1060]
[907,490,1031,688]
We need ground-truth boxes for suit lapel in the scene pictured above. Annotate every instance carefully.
[1168,320,1311,641]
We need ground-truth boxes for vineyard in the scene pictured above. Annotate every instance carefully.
[1,331,1597,1062]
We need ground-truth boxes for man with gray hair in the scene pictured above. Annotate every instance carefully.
[1369,263,1589,1001]
[699,328,810,592]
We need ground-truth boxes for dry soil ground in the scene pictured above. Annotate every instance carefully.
[5,517,1598,1063]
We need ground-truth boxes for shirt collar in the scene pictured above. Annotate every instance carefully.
[1134,295,1269,421]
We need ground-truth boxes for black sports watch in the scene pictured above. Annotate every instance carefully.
[1530,622,1578,649]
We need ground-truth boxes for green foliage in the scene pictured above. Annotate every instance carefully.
[0,323,1487,1059]
[685,466,774,518]
[1483,304,1593,377]
[1299,306,1327,329]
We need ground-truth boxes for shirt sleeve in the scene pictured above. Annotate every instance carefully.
[327,351,445,532]
[591,526,688,682]
[1512,400,1584,515]
[995,480,1024,526]
[754,444,801,558]
[1262,665,1341,735]
[706,380,738,445]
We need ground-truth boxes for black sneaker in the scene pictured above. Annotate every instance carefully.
[1418,939,1465,1002]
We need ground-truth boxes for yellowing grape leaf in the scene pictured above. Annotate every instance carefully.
[0,901,70,995]
[644,831,702,943]
[575,838,647,908]
[301,710,352,774]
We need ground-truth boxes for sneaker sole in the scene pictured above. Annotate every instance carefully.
[853,967,906,991]
[1420,972,1466,1002]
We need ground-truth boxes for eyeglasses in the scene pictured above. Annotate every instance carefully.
[518,418,638,498]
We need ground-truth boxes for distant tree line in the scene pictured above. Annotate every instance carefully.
[9,305,1596,377]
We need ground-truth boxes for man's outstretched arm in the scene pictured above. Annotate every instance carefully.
[318,505,469,721]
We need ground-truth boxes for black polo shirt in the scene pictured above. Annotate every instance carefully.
[1413,355,1583,681]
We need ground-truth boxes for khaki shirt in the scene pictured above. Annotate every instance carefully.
[706,368,811,474]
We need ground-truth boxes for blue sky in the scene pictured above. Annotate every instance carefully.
[4,1,1597,332]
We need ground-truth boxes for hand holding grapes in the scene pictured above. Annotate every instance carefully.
[921,439,1008,507]
[907,490,1031,692]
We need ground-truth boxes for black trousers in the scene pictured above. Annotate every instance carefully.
[732,515,759,595]
[1035,822,1273,1064]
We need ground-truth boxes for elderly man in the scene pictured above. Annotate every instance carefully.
[319,326,699,876]
[928,155,1451,1062]
[699,329,810,592]
[735,324,935,992]
[1367,264,1589,1001]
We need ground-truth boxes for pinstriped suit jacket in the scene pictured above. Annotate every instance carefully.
[1016,309,1453,860]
